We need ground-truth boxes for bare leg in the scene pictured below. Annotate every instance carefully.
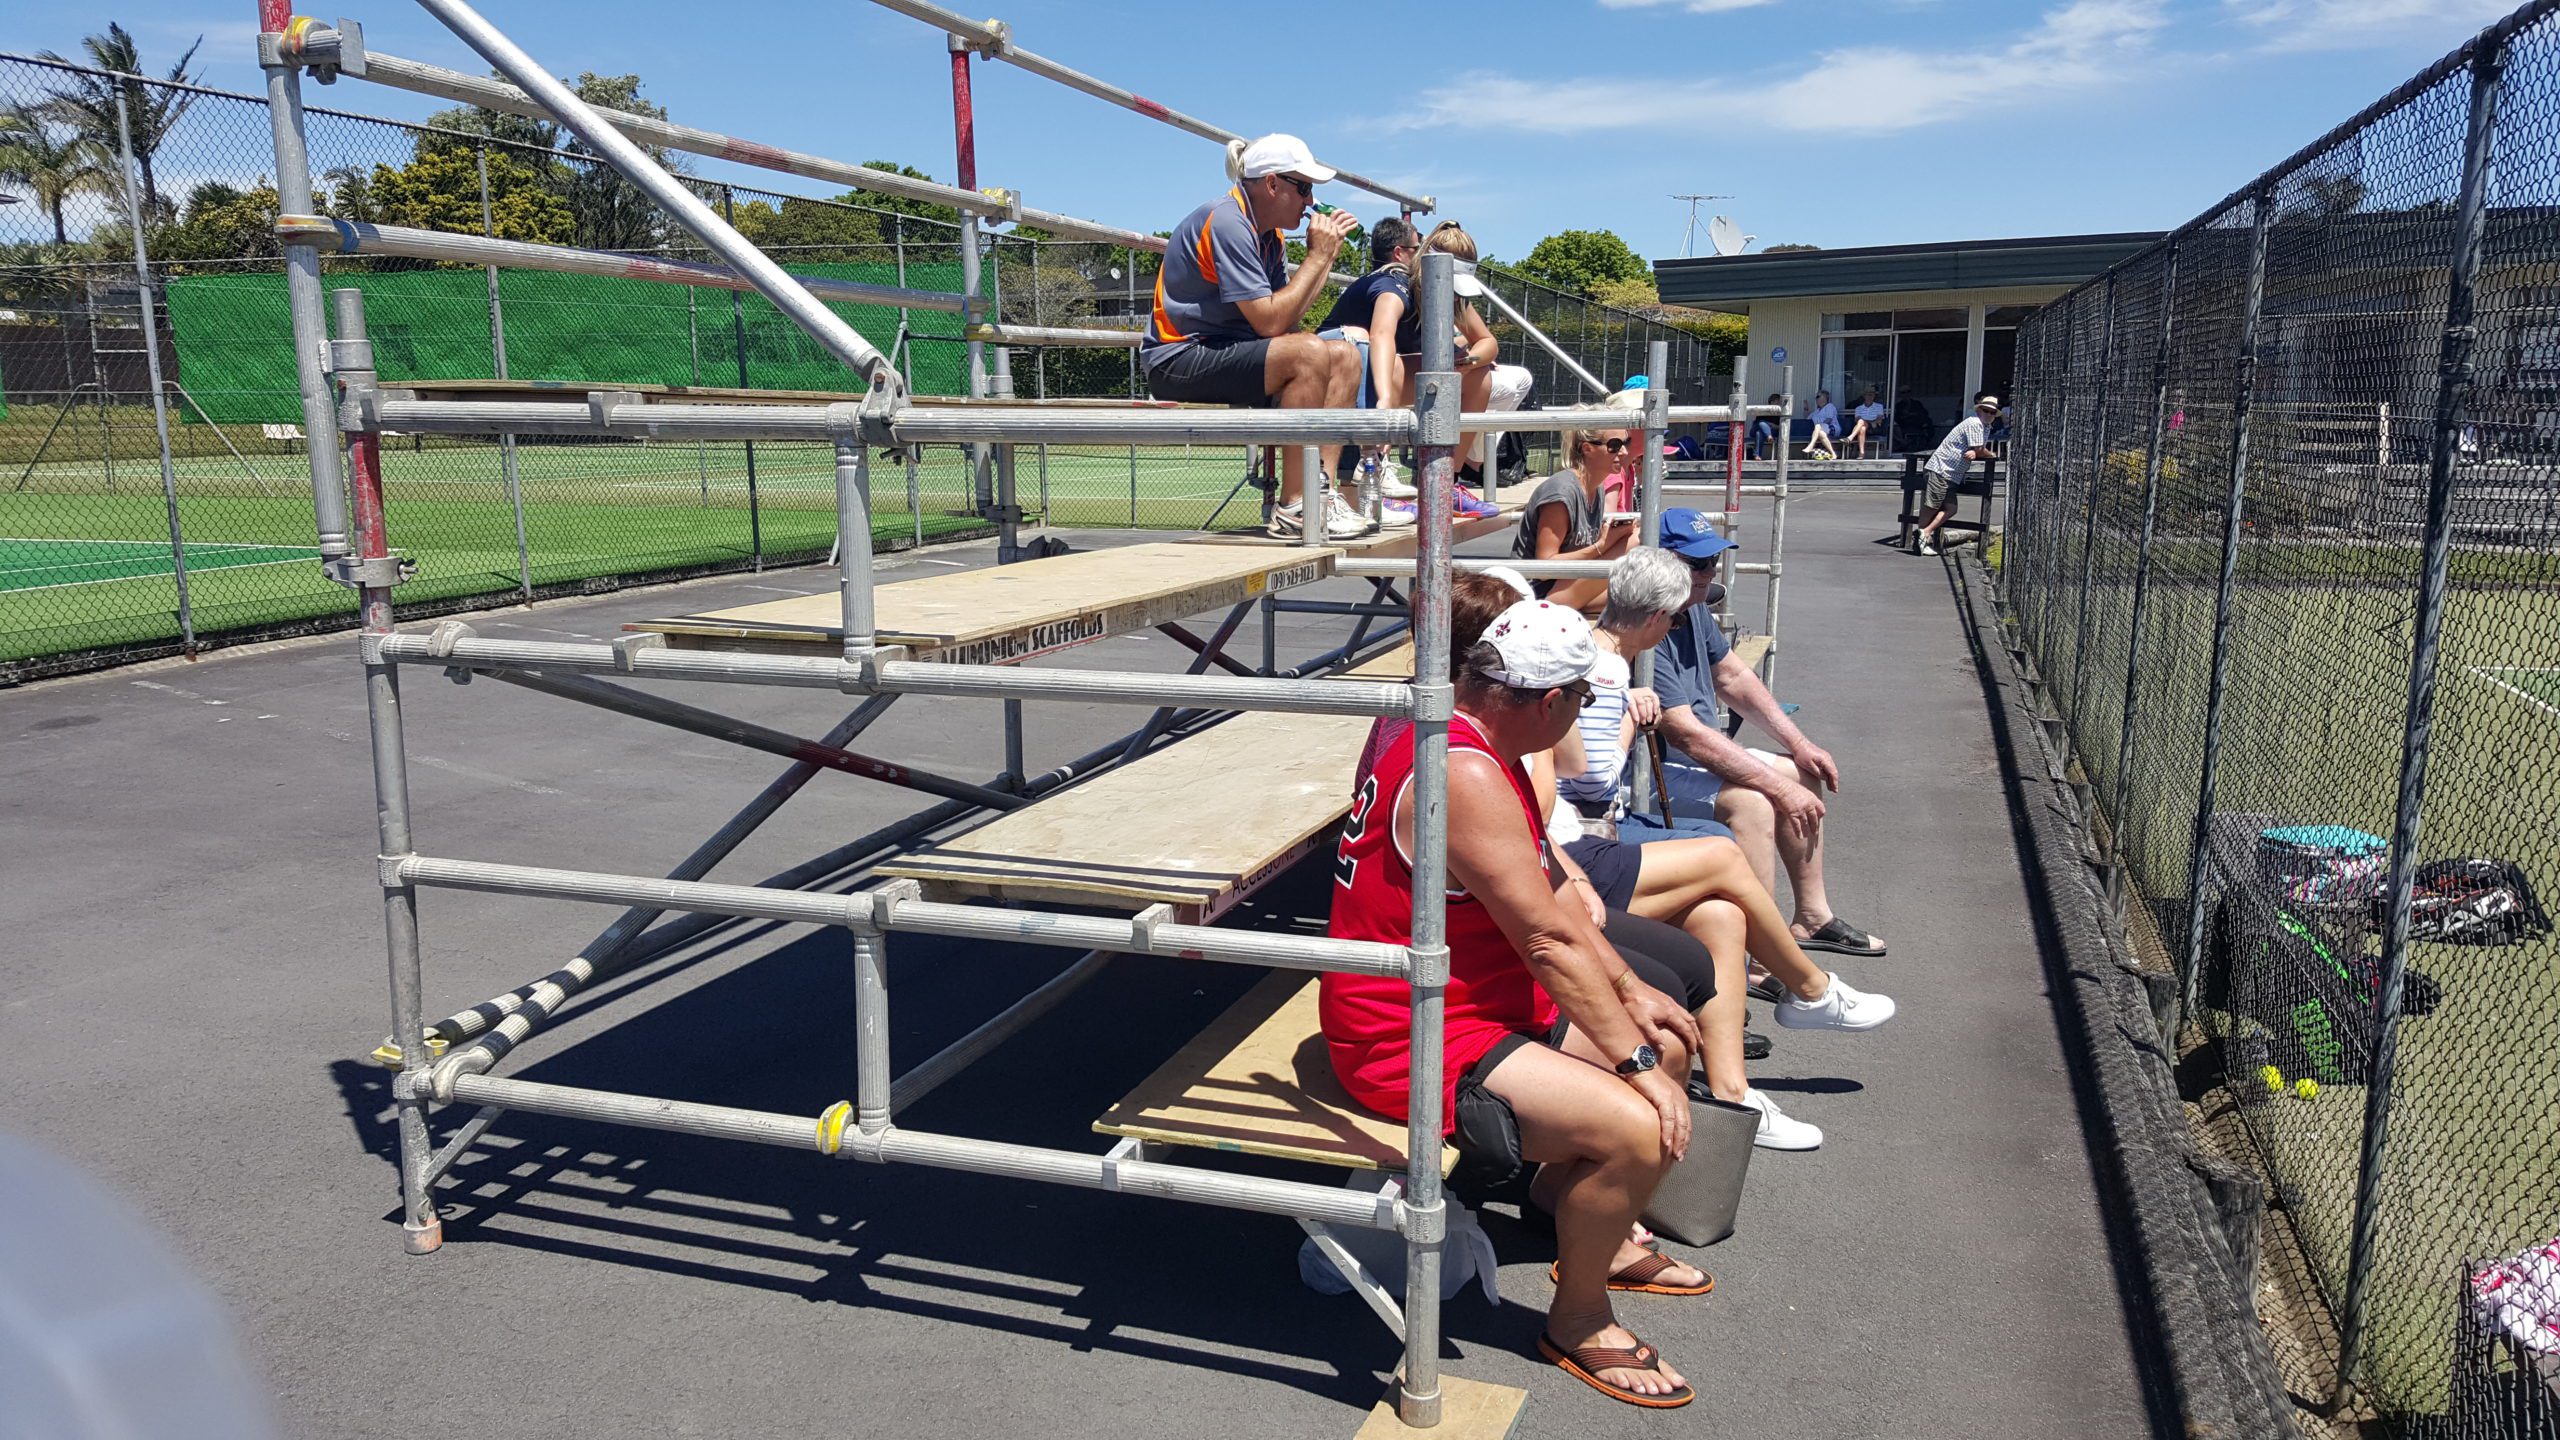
[1482,1039,1692,1398]
[1264,334,1358,507]
[1715,785,1780,897]
[1454,365,1493,472]
[1626,835,1832,1002]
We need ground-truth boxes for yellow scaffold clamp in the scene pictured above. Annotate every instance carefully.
[370,1033,450,1069]
[816,1100,854,1156]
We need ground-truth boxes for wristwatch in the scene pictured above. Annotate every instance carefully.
[1615,1043,1660,1077]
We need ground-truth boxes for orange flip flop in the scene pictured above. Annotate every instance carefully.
[1538,1333,1696,1409]
[1547,1250,1713,1296]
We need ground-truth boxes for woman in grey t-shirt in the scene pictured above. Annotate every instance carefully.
[1511,391,1641,609]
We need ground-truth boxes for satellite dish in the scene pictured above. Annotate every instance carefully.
[1708,215,1754,257]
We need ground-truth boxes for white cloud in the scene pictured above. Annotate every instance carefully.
[1391,0,2168,137]
[2224,0,2516,53]
[1598,0,1778,13]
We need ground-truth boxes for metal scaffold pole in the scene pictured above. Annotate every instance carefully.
[1397,250,1459,1429]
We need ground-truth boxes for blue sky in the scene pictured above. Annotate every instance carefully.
[11,0,2525,263]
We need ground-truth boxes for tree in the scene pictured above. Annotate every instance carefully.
[1515,228,1649,298]
[36,23,203,220]
[424,71,684,250]
[845,162,959,228]
[320,164,381,224]
[146,183,283,265]
[731,195,883,257]
[0,104,109,245]
[370,145,573,245]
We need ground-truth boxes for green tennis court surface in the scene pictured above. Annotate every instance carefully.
[0,537,323,593]
[2472,665,2560,714]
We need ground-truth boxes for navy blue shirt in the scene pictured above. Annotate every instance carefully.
[1327,266,1410,340]
[1651,603,1733,732]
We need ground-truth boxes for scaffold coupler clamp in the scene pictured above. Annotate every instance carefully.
[327,553,415,592]
[1398,1193,1447,1244]
[422,620,477,683]
[854,372,908,459]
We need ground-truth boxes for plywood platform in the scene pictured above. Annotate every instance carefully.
[1733,632,1773,674]
[1093,972,1448,1174]
[876,642,1410,917]
[627,541,1332,663]
[393,378,1207,410]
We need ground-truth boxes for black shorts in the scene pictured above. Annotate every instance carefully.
[1446,911,1715,1194]
[1143,338,1273,408]
[1564,835,1644,911]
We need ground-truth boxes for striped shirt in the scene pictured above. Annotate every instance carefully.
[1557,650,1633,808]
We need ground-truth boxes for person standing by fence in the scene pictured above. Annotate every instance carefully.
[1912,395,1999,556]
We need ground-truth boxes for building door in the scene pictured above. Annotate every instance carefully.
[1893,330,1967,451]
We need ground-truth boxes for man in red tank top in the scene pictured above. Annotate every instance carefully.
[1321,598,1717,1408]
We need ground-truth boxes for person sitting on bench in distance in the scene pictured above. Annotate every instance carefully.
[1801,389,1841,461]
[1842,387,1885,459]
[1325,596,1708,1409]
[1538,546,1895,1150]
[1623,510,1889,961]
[1409,222,1507,502]
[1512,389,1642,612]
[1141,133,1365,542]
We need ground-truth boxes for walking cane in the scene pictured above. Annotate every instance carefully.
[1647,727,1675,827]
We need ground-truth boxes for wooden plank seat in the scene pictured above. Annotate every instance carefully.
[391,378,1217,410]
[1731,632,1773,674]
[1093,970,1447,1175]
[876,642,1412,921]
[625,540,1333,661]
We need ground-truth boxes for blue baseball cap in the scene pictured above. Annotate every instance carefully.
[1658,508,1735,561]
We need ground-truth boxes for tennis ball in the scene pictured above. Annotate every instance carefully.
[2260,1065,2286,1093]
[2295,1078,2320,1100]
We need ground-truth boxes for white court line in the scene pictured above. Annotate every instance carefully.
[2470,664,2560,719]
[0,546,320,594]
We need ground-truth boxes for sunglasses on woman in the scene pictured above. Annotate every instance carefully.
[1590,437,1628,454]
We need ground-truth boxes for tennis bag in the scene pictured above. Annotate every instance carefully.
[1639,1080,1758,1247]
[2399,857,2551,947]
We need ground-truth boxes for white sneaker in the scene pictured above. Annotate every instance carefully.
[1918,537,1939,556]
[1321,507,1373,541]
[1742,1088,1822,1151]
[1267,503,1305,538]
[1376,461,1415,498]
[1775,973,1897,1032]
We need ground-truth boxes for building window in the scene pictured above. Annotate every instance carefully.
[1817,307,1977,452]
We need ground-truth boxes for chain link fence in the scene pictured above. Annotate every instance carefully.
[2001,3,2560,1430]
[0,51,1718,682]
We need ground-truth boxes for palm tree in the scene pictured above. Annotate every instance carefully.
[36,23,203,220]
[0,105,109,245]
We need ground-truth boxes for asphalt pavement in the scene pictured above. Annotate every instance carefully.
[0,491,2158,1438]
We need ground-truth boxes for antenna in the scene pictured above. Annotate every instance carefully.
[1708,215,1755,257]
[1671,193,1734,257]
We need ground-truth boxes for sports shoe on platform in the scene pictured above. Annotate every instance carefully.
[1377,463,1416,499]
[1451,489,1501,519]
[1321,507,1373,542]
[1742,1087,1822,1151]
[1379,499,1420,527]
[1775,973,1897,1032]
[1267,504,1305,539]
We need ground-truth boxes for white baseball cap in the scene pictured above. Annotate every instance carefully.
[1477,599,1598,690]
[1235,133,1336,184]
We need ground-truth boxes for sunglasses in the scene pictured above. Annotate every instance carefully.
[1277,174,1314,198]
[1555,680,1595,710]
[1597,437,1629,454]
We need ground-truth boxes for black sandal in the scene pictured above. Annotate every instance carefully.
[1797,916,1886,957]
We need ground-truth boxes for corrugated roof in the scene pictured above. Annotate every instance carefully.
[1657,232,2165,311]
